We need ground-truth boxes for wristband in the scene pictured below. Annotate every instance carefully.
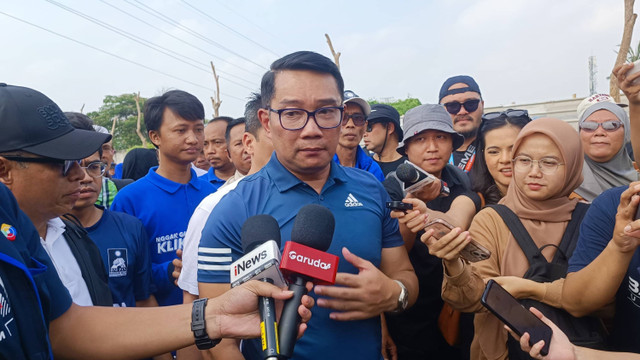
[191,298,221,350]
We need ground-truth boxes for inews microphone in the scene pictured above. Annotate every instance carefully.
[230,214,285,360]
[278,204,339,359]
[396,161,449,196]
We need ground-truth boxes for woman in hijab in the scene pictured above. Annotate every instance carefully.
[423,118,585,360]
[574,102,637,201]
[122,147,158,181]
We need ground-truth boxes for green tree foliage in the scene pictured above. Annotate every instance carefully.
[369,97,422,116]
[87,93,148,151]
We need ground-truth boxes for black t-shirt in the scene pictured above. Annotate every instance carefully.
[375,156,408,178]
[383,164,480,359]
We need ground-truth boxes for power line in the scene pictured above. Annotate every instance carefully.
[0,10,247,103]
[96,0,260,85]
[43,0,255,92]
[179,0,279,57]
[211,0,281,42]
[128,0,268,71]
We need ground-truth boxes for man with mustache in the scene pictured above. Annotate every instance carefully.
[199,116,236,190]
[439,75,484,174]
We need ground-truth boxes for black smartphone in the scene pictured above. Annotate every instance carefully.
[386,201,413,211]
[481,280,552,356]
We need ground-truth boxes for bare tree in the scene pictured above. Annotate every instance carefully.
[134,92,147,147]
[210,61,221,118]
[611,0,637,101]
[325,33,341,70]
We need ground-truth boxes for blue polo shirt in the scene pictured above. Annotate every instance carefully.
[333,145,385,182]
[198,153,402,360]
[198,167,226,191]
[85,206,152,307]
[111,167,215,306]
[0,183,71,360]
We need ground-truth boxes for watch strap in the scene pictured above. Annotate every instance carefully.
[191,298,221,350]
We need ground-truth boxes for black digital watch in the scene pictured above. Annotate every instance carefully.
[191,298,221,350]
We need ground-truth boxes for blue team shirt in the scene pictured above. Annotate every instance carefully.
[568,185,640,352]
[85,206,152,307]
[333,145,385,182]
[111,166,215,306]
[198,167,226,191]
[198,153,403,360]
[0,183,72,359]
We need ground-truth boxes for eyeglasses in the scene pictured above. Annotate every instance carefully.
[579,120,624,132]
[343,113,366,127]
[80,161,107,178]
[2,156,81,176]
[269,106,344,131]
[443,99,481,115]
[366,121,387,132]
[512,155,564,175]
[482,109,530,121]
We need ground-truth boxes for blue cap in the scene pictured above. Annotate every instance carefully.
[439,75,481,103]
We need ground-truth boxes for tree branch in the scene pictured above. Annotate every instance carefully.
[611,0,637,101]
[325,33,341,70]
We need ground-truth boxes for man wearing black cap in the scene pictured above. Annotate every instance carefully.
[0,83,314,359]
[439,75,484,173]
[363,104,406,176]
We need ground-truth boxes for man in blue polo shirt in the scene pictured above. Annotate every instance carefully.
[112,90,215,307]
[197,51,418,359]
[199,116,236,190]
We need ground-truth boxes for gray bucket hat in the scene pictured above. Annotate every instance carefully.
[397,104,464,155]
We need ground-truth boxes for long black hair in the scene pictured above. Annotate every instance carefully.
[471,110,531,206]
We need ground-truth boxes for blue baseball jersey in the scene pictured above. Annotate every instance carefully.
[198,167,226,191]
[198,153,403,360]
[85,206,152,307]
[111,167,215,306]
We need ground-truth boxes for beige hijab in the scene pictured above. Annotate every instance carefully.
[499,117,584,276]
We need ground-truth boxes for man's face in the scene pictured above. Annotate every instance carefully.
[404,130,453,178]
[192,150,210,171]
[363,121,390,154]
[440,84,483,141]
[244,127,274,171]
[338,103,366,150]
[259,70,342,179]
[101,140,115,167]
[149,108,204,165]
[203,120,232,170]
[227,123,251,175]
[74,151,102,210]
[6,153,85,221]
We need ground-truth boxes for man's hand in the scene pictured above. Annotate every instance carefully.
[381,314,398,360]
[207,280,314,340]
[613,183,640,253]
[172,249,183,286]
[314,247,401,321]
[614,63,640,106]
[505,307,576,360]
[411,178,442,203]
[390,197,428,233]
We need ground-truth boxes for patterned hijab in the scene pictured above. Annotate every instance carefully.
[500,117,583,274]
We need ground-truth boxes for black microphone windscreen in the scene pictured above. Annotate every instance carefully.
[396,163,420,183]
[241,214,282,253]
[290,204,335,252]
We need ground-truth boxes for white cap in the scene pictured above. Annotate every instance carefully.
[577,94,627,119]
[343,90,371,116]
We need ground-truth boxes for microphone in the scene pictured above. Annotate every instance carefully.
[278,204,339,359]
[231,214,285,360]
[396,161,448,195]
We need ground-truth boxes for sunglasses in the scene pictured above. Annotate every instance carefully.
[579,120,624,132]
[343,113,367,127]
[2,156,81,176]
[482,109,529,121]
[443,99,481,115]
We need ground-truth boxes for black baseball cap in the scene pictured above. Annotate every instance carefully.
[368,104,403,142]
[438,75,482,103]
[0,83,111,160]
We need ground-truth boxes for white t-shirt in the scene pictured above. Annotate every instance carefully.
[178,175,244,295]
[40,217,93,306]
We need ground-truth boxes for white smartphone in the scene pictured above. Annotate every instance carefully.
[626,59,640,85]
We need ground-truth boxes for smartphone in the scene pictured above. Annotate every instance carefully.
[386,201,414,211]
[424,218,491,262]
[627,59,640,85]
[481,280,552,356]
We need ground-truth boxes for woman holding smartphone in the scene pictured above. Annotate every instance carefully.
[424,118,587,360]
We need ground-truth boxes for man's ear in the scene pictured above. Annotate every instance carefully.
[258,108,272,140]
[243,132,256,156]
[387,122,395,137]
[149,130,161,148]
[0,157,15,187]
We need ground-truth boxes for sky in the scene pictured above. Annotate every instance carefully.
[0,0,635,119]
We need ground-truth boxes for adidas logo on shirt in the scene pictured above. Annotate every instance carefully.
[344,193,363,207]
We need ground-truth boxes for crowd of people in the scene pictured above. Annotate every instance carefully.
[2,50,640,360]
